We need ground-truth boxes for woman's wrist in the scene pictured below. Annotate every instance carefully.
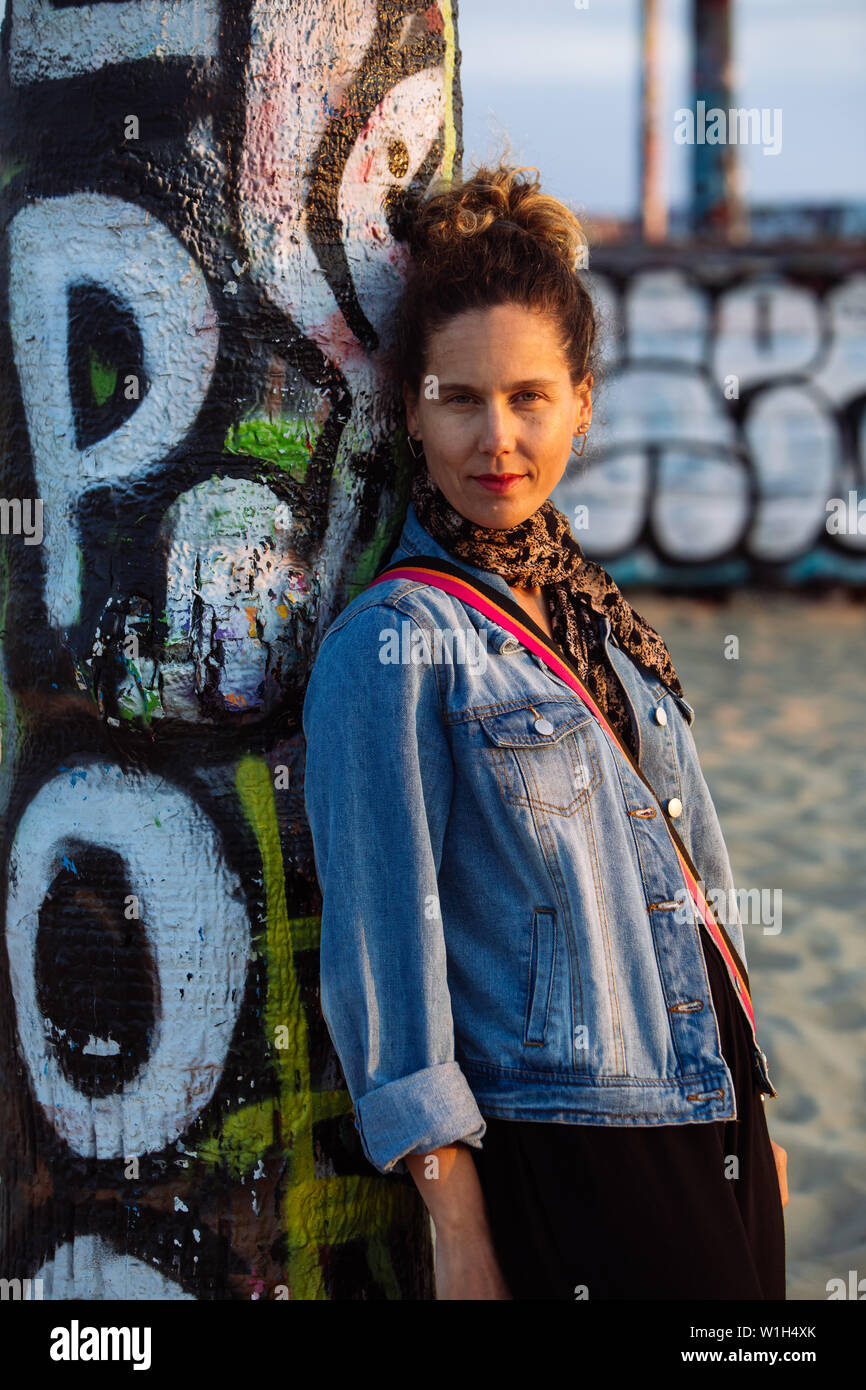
[405,1143,493,1240]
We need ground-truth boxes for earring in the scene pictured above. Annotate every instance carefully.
[408,435,424,460]
[572,428,589,458]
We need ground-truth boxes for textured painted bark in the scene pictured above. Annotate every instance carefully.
[0,0,462,1300]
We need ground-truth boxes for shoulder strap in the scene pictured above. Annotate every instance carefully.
[367,552,763,1053]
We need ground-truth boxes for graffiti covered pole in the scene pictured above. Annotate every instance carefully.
[639,0,667,243]
[691,0,748,241]
[0,0,462,1300]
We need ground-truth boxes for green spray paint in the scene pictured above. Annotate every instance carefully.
[197,755,418,1298]
[89,349,118,408]
[224,417,318,483]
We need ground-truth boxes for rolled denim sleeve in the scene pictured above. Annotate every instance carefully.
[302,603,486,1175]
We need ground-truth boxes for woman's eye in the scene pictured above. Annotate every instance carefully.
[446,392,543,405]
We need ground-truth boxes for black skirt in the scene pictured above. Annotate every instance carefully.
[471,926,786,1300]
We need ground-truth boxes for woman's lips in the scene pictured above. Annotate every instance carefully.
[472,474,525,494]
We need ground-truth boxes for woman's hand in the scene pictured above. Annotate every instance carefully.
[770,1139,789,1209]
[434,1224,513,1300]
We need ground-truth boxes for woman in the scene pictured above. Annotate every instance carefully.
[302,162,787,1300]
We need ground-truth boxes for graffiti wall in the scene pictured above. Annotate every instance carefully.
[559,247,866,587]
[0,0,462,1300]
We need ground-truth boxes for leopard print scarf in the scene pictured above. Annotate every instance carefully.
[409,465,684,760]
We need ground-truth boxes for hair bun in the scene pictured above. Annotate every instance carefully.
[411,163,588,274]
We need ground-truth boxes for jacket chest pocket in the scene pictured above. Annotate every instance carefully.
[478,700,602,817]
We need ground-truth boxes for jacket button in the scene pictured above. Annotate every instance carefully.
[666,796,683,818]
[654,706,668,725]
[534,717,555,735]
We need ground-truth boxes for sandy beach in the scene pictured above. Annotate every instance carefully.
[635,589,866,1301]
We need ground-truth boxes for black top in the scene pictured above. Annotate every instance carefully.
[470,924,786,1300]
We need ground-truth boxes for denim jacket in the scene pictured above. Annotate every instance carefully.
[302,501,777,1176]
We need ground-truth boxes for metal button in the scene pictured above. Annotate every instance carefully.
[534,717,555,735]
[666,796,683,818]
[500,637,520,654]
[654,705,668,726]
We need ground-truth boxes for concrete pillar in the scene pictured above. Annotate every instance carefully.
[0,0,461,1300]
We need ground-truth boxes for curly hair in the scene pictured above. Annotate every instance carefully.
[390,160,598,398]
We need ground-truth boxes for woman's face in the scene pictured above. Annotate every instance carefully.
[403,301,592,529]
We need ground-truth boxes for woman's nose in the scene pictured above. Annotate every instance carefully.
[476,405,516,457]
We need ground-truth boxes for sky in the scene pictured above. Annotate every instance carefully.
[457,0,866,217]
[0,0,860,217]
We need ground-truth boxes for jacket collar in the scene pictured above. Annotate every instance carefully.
[386,501,638,699]
[387,501,572,660]
[389,501,520,607]
[389,502,627,656]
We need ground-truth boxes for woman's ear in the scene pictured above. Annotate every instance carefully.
[402,380,419,438]
[572,373,593,434]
